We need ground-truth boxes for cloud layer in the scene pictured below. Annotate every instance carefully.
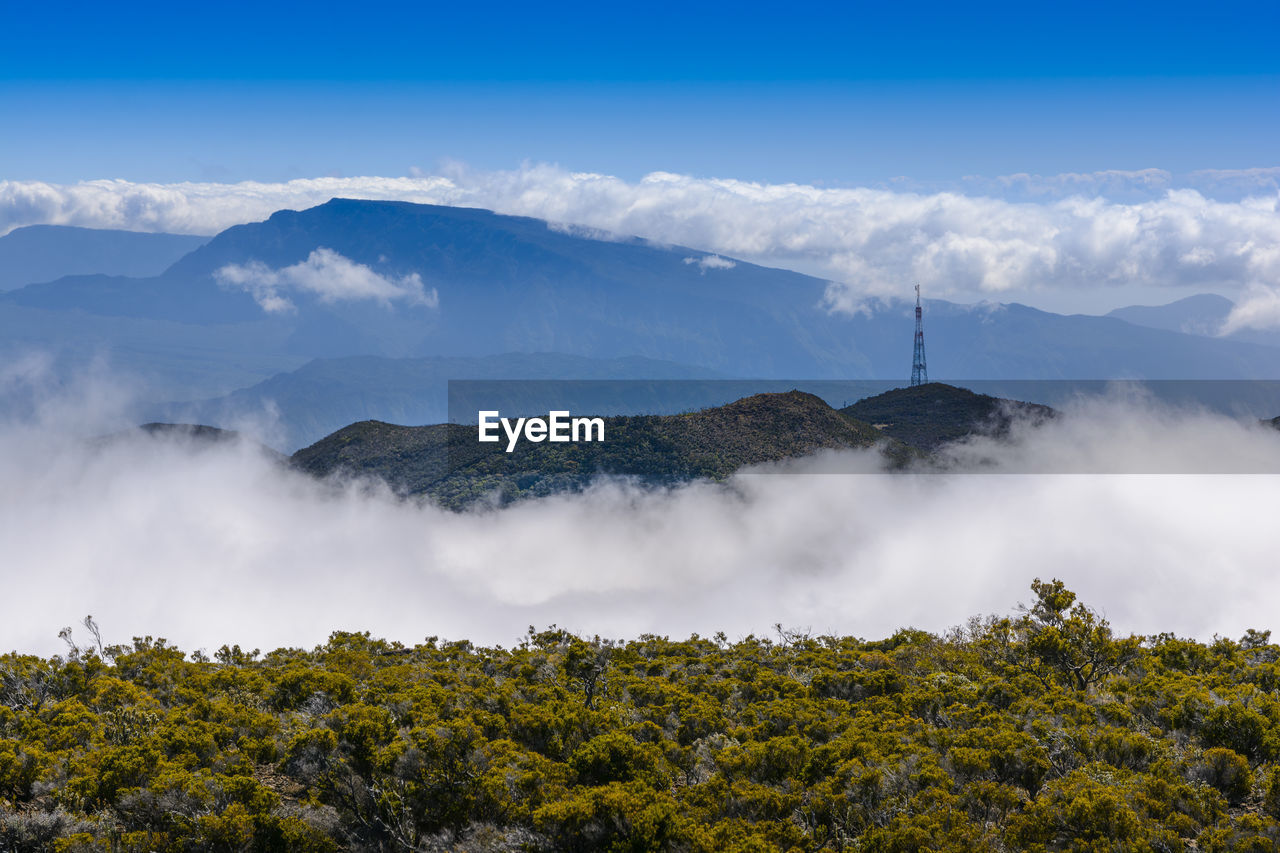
[2,165,1279,318]
[955,167,1280,204]
[4,367,1280,657]
[214,248,438,313]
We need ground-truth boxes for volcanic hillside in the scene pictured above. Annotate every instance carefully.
[292,390,898,508]
[841,382,1055,452]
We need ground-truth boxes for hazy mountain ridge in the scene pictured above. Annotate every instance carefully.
[0,225,209,291]
[0,302,306,403]
[1105,293,1280,349]
[1106,293,1236,336]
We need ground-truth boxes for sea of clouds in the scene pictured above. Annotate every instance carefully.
[4,360,1280,658]
[2,164,1280,330]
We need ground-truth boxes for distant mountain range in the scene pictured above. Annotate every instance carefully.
[0,225,209,291]
[5,199,1280,442]
[1106,293,1235,336]
[1106,293,1280,349]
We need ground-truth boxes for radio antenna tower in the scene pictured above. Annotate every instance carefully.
[910,284,928,386]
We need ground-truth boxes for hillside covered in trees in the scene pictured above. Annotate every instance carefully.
[840,383,1056,452]
[292,390,908,509]
[5,581,1280,851]
[290,384,1058,508]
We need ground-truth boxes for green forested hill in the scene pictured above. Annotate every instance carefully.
[290,384,1059,509]
[292,391,903,508]
[4,580,1280,851]
[841,383,1056,452]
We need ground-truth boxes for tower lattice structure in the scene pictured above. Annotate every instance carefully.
[910,284,928,387]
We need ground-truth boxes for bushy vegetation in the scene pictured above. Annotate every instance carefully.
[5,580,1280,851]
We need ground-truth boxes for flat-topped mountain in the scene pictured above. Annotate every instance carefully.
[4,199,841,374]
[841,383,1055,452]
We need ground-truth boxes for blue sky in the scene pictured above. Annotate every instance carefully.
[4,1,1279,316]
[4,0,1277,185]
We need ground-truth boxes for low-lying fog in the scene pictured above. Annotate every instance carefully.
[4,361,1280,657]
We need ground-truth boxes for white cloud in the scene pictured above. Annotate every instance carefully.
[682,254,736,271]
[5,369,1280,656]
[214,248,438,313]
[973,168,1175,201]
[2,165,1279,308]
[1220,285,1280,334]
[952,168,1280,203]
[0,176,461,237]
[1188,167,1280,198]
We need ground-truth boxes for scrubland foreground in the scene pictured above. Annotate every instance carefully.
[4,580,1280,852]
